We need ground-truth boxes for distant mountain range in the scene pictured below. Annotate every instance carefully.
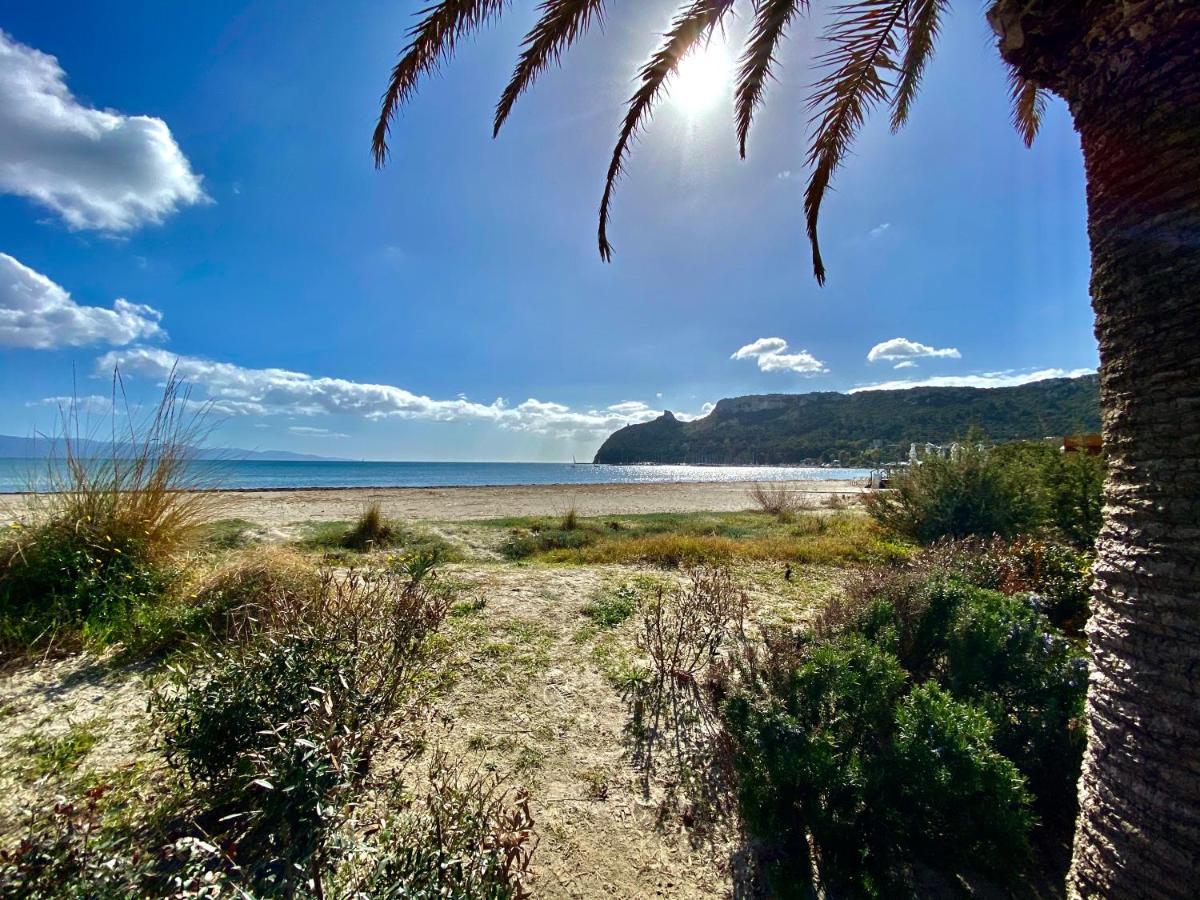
[0,434,345,463]
[594,375,1101,466]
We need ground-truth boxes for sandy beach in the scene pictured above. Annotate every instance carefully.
[1,479,864,527]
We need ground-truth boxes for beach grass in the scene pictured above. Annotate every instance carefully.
[488,510,911,567]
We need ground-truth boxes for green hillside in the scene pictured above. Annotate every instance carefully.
[593,375,1100,466]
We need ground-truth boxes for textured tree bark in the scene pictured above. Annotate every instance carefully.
[990,2,1200,896]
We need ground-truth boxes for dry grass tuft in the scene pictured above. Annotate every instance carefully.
[748,482,814,519]
[342,501,397,551]
[187,547,324,642]
[26,371,220,559]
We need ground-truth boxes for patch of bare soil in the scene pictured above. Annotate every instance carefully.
[420,561,846,899]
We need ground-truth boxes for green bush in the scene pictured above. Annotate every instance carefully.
[342,501,396,551]
[155,563,450,894]
[719,633,1033,896]
[0,521,179,652]
[892,683,1031,873]
[720,558,1086,894]
[926,535,1093,634]
[866,441,1104,548]
[945,588,1088,817]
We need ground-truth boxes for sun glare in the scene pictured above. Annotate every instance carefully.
[671,39,731,115]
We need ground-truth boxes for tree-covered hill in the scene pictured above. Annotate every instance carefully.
[593,375,1100,466]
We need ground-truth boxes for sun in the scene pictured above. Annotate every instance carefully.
[671,39,731,115]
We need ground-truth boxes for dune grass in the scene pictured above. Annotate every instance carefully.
[492,510,911,568]
[295,512,461,562]
[0,374,218,654]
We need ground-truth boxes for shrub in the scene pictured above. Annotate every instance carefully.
[748,482,808,518]
[721,635,909,894]
[926,535,1093,634]
[945,587,1088,817]
[865,444,1039,543]
[0,522,180,652]
[155,563,450,893]
[892,683,1032,874]
[331,752,537,899]
[719,634,1035,896]
[866,440,1105,549]
[560,506,578,531]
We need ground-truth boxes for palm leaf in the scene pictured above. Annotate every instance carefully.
[804,0,907,284]
[889,0,949,130]
[373,0,510,166]
[1008,66,1046,148]
[598,0,736,261]
[494,0,608,137]
[735,0,809,158]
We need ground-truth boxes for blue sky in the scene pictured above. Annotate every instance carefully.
[0,1,1097,461]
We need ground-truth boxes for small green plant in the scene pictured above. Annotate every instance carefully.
[0,521,180,652]
[560,506,578,531]
[15,720,101,779]
[583,582,641,627]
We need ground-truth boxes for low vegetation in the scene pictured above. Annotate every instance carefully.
[0,377,215,656]
[495,510,910,567]
[297,507,459,562]
[866,441,1104,548]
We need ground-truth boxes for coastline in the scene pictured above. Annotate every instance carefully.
[1,479,865,526]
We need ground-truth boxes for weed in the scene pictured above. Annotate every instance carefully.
[582,581,641,627]
[14,720,101,779]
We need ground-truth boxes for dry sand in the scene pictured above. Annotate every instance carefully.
[1,479,864,527]
[198,479,863,525]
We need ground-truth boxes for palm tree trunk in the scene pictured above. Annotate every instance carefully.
[991,2,1200,896]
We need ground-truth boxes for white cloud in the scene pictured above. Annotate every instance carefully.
[27,394,113,413]
[1,253,164,348]
[776,170,793,180]
[289,426,348,439]
[0,30,205,231]
[893,360,917,369]
[850,367,1095,393]
[677,401,715,421]
[732,337,827,375]
[96,348,695,440]
[867,337,961,364]
[869,222,891,238]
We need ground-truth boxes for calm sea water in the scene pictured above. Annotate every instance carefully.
[0,458,871,493]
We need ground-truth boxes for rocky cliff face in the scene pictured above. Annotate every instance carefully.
[592,375,1100,465]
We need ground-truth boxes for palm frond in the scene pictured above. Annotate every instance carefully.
[1008,66,1046,147]
[494,0,607,137]
[804,0,907,284]
[373,0,510,167]
[889,0,948,130]
[599,0,736,261]
[735,0,808,158]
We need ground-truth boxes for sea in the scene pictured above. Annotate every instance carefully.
[0,459,872,493]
